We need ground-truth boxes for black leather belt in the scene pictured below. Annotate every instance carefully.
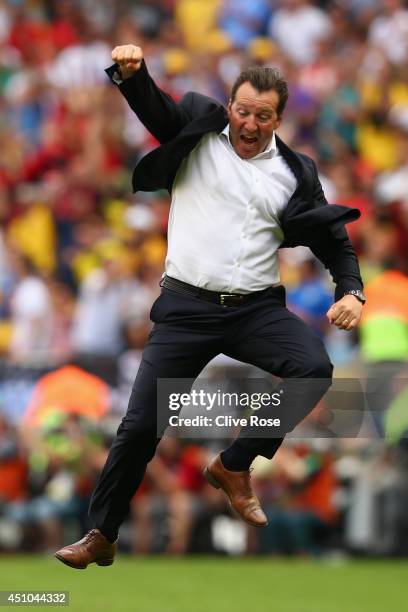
[160,275,269,306]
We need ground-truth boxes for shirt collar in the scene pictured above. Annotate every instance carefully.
[220,124,277,159]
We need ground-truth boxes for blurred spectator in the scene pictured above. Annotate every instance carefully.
[72,253,141,357]
[368,0,408,66]
[269,0,332,66]
[131,437,209,555]
[287,257,333,338]
[5,413,105,552]
[360,268,408,435]
[0,414,28,505]
[46,33,111,90]
[254,443,338,555]
[218,0,272,49]
[8,252,52,365]
[175,0,220,50]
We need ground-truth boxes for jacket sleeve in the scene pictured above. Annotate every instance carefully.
[309,234,364,302]
[105,61,193,144]
[307,167,364,302]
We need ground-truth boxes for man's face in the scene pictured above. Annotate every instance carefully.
[227,82,282,159]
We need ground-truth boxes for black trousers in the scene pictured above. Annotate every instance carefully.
[89,285,333,538]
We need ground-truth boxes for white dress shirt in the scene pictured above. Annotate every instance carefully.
[165,125,297,293]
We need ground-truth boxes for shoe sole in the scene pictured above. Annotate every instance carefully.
[203,467,268,528]
[54,553,114,569]
[203,467,221,489]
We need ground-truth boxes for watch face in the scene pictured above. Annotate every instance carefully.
[347,290,366,302]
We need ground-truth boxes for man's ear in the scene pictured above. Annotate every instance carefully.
[227,99,232,116]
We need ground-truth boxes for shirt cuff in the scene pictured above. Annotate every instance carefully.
[105,63,123,85]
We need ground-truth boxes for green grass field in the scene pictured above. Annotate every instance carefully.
[0,556,406,612]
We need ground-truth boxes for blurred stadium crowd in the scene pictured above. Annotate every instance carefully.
[0,0,407,557]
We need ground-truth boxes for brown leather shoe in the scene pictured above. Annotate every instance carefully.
[54,529,117,570]
[204,454,268,527]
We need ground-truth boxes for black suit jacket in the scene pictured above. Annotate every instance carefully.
[106,61,363,301]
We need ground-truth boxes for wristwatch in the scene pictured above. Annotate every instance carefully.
[344,289,366,304]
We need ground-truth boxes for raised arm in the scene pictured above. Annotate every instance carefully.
[107,44,192,144]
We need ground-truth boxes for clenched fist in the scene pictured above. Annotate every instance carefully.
[326,294,363,331]
[111,44,143,80]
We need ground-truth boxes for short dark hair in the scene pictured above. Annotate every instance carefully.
[230,66,289,117]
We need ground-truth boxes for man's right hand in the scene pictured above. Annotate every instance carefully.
[111,45,143,80]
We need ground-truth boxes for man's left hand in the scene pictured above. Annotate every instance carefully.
[326,295,363,331]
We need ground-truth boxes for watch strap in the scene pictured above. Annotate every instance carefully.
[344,289,366,304]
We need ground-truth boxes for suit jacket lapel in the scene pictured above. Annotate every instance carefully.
[132,107,228,192]
[274,134,304,183]
[178,105,228,139]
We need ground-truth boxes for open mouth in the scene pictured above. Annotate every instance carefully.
[240,135,258,146]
